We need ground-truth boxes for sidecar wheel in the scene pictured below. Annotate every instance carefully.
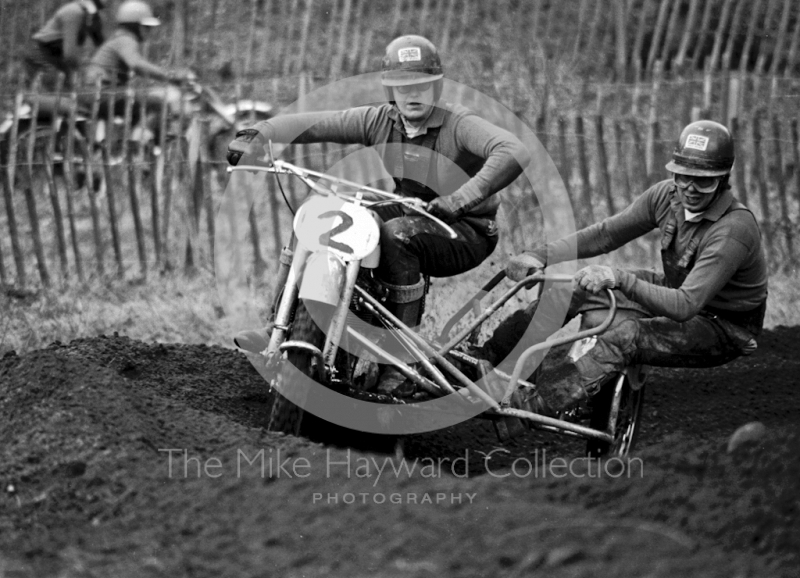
[585,370,645,458]
[267,302,324,436]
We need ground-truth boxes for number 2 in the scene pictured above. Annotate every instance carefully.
[318,210,354,254]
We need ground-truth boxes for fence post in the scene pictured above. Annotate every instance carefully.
[574,115,594,227]
[784,7,800,78]
[751,112,774,259]
[674,0,700,71]
[250,183,267,280]
[557,116,573,206]
[200,119,216,269]
[330,0,353,78]
[691,0,716,71]
[594,114,615,216]
[646,60,663,177]
[3,91,27,287]
[628,117,649,191]
[82,80,105,277]
[738,1,763,77]
[730,117,748,207]
[244,0,260,76]
[101,89,125,278]
[708,0,735,72]
[64,92,85,282]
[126,89,147,280]
[151,87,169,268]
[23,77,51,288]
[770,115,794,266]
[613,119,633,207]
[295,0,314,73]
[44,76,69,282]
[791,119,800,216]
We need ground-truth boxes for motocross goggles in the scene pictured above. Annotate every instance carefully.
[393,81,435,94]
[673,173,720,194]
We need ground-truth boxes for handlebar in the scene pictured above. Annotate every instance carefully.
[229,159,458,239]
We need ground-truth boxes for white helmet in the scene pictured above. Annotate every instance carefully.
[116,1,161,27]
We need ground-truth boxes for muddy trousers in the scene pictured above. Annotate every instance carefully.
[480,269,758,396]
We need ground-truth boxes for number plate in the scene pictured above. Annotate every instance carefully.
[293,195,380,261]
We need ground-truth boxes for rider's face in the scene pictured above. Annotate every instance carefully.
[393,82,436,125]
[674,174,721,213]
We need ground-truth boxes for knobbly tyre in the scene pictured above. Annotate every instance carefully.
[231,159,646,458]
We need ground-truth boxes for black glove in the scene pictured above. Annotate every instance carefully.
[227,128,263,166]
[426,196,461,224]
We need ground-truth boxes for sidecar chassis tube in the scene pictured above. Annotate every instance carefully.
[492,407,614,443]
[355,286,498,409]
[346,327,444,397]
[355,298,455,395]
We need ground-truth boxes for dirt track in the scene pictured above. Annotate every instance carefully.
[1,326,798,577]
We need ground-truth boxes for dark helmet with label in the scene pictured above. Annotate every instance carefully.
[665,120,734,177]
[381,35,444,101]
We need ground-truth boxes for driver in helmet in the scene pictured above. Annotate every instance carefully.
[84,0,193,87]
[228,35,530,396]
[479,120,768,414]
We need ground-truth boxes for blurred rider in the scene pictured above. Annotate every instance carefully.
[228,35,530,396]
[25,0,107,89]
[482,120,768,414]
[84,0,192,87]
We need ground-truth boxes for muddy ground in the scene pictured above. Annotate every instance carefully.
[1,326,798,577]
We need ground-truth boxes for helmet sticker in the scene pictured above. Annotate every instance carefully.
[398,47,422,62]
[685,134,709,151]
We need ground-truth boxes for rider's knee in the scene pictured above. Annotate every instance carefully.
[600,318,641,356]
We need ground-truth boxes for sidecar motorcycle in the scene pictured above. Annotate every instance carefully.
[231,159,646,458]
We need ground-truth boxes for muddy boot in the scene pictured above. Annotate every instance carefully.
[537,361,591,415]
[375,279,426,397]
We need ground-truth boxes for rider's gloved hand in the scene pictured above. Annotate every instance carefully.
[574,265,618,294]
[506,252,545,282]
[426,195,462,224]
[426,188,483,224]
[227,128,264,166]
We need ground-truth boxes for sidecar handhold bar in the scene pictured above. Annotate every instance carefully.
[438,271,570,355]
[504,289,617,405]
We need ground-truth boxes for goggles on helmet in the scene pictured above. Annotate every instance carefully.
[393,81,435,95]
[673,173,720,194]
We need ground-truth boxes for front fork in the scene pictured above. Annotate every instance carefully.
[266,244,361,384]
[322,260,361,370]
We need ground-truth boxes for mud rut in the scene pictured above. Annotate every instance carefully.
[1,326,798,577]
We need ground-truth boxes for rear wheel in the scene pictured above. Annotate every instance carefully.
[267,302,324,436]
[586,370,645,458]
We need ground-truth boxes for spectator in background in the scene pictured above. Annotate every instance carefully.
[84,0,193,87]
[24,0,107,89]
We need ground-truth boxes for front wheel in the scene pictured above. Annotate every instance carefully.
[267,302,324,436]
[585,368,646,458]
